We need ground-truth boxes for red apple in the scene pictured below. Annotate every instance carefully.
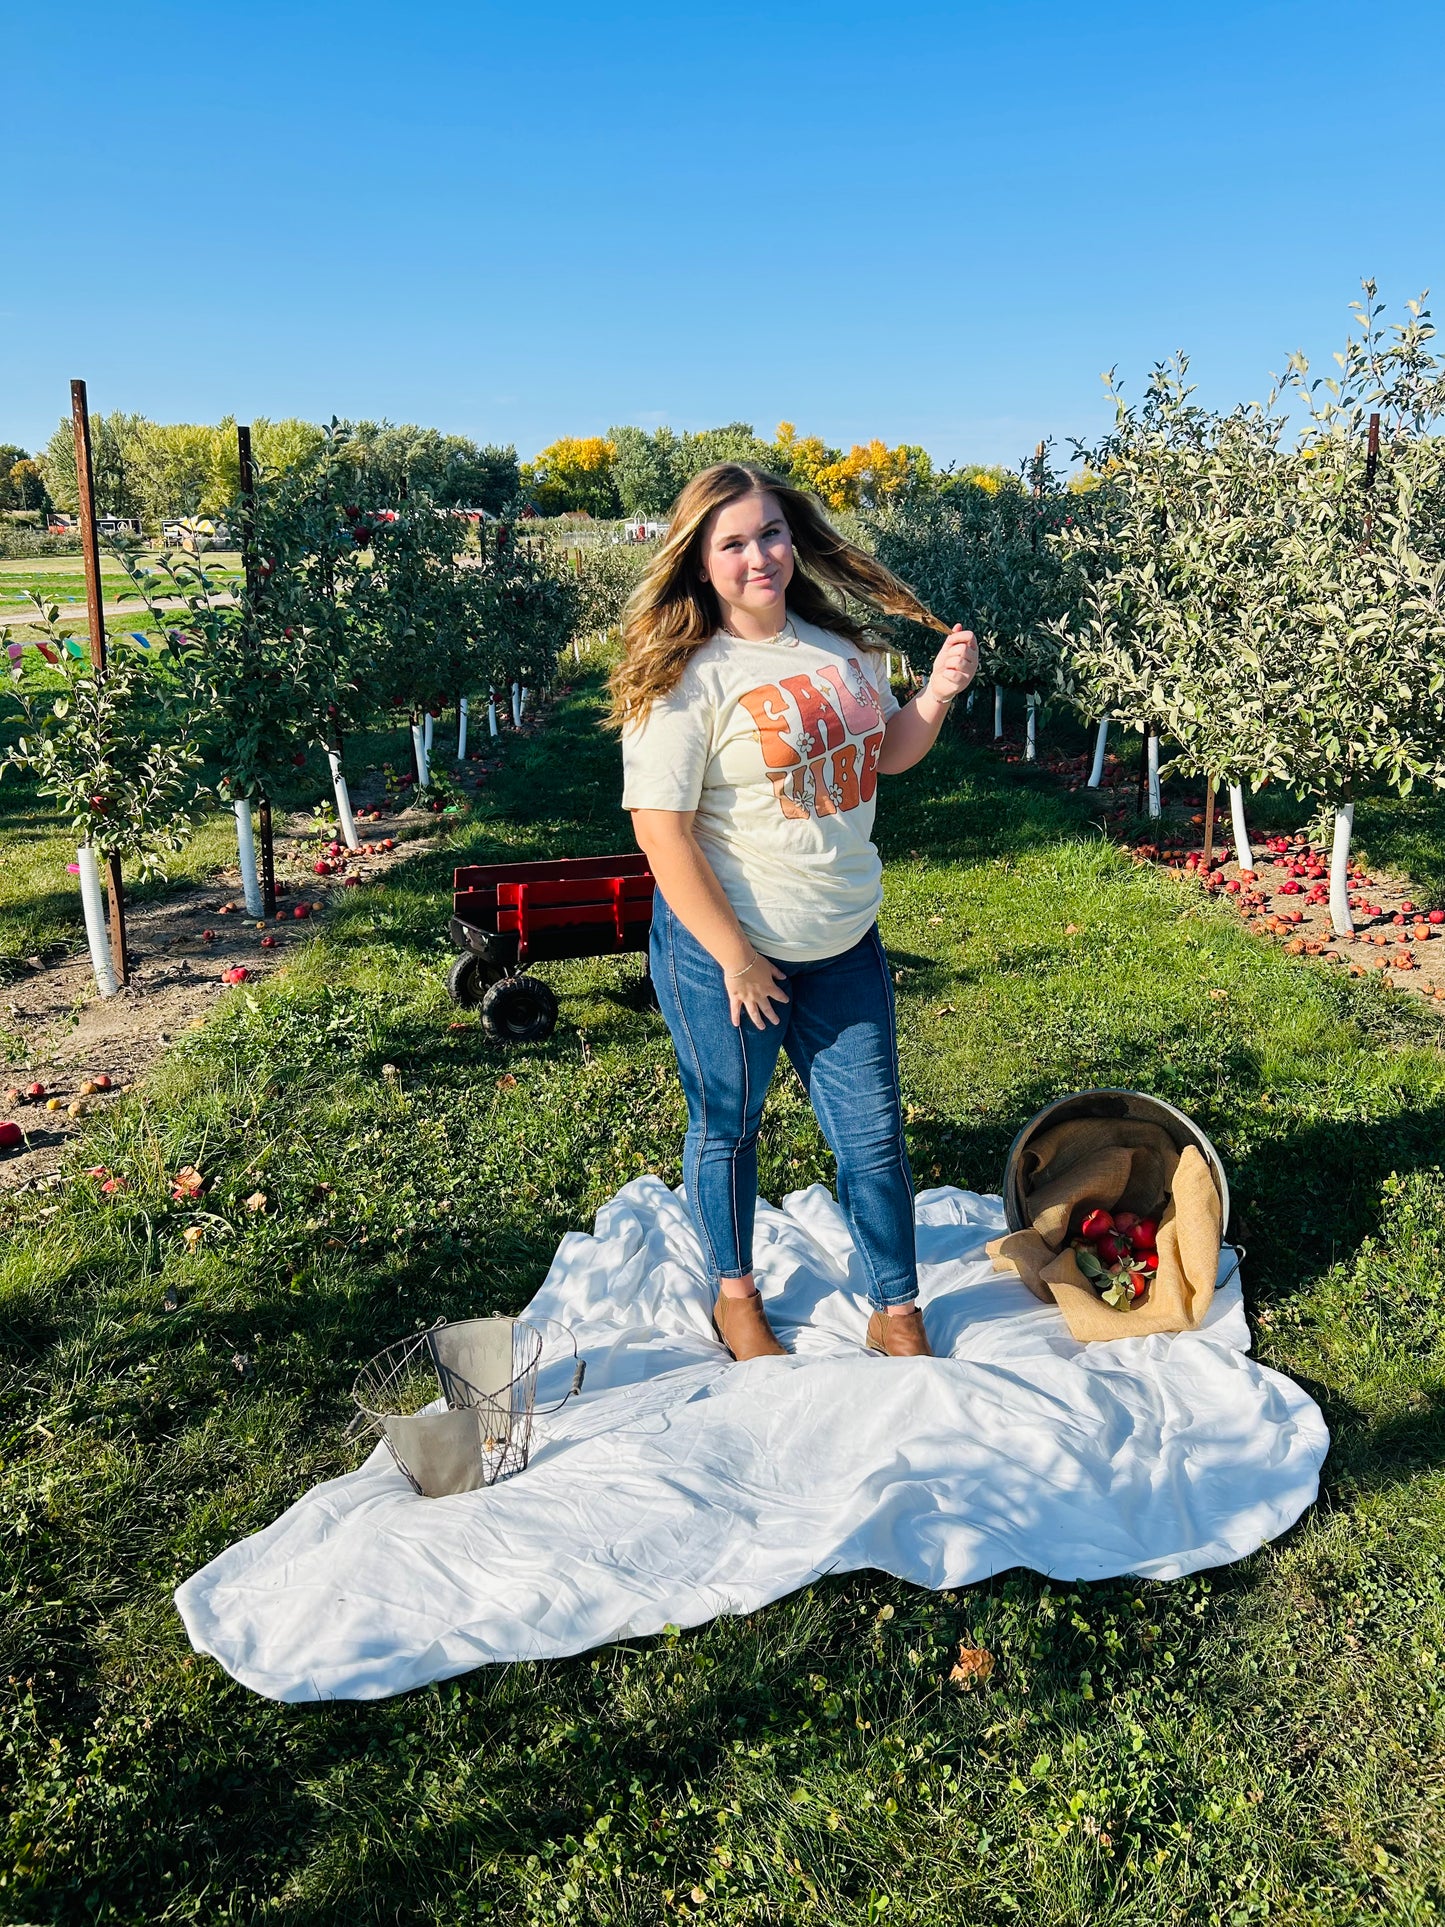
[0,1121,23,1151]
[1079,1207,1114,1241]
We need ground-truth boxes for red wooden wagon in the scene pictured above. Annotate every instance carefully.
[448,853,656,1041]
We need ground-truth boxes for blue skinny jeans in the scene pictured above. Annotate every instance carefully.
[649,892,918,1309]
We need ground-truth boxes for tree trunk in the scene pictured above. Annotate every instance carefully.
[1227,784,1254,870]
[77,844,118,997]
[1329,802,1355,937]
[234,799,263,917]
[1087,715,1109,788]
[328,748,359,850]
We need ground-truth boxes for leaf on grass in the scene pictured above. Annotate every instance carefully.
[171,1165,204,1200]
[244,1191,268,1213]
[949,1643,995,1688]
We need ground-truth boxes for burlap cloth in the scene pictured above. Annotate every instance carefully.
[986,1116,1223,1341]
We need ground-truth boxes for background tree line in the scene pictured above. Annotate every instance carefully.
[12,408,1019,532]
[35,418,522,529]
[521,421,1010,518]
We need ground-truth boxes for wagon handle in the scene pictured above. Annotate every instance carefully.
[526,1316,587,1414]
[1219,1242,1247,1291]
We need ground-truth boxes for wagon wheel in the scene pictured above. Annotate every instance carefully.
[447,952,505,1007]
[481,974,559,1044]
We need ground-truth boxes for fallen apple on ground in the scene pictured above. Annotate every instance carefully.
[0,1121,23,1150]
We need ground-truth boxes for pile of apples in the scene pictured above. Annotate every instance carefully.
[1071,1206,1159,1310]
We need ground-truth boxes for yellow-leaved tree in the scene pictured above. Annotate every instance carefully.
[774,424,932,509]
[521,437,620,517]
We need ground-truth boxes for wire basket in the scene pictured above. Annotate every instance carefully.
[351,1316,582,1497]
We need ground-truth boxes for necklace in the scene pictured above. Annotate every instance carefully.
[721,618,798,647]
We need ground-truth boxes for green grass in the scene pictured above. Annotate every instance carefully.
[2,672,1444,1923]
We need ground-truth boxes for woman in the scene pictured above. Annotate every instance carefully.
[614,464,977,1361]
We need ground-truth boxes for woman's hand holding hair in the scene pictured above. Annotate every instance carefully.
[877,625,980,775]
[723,952,790,1031]
[924,625,979,707]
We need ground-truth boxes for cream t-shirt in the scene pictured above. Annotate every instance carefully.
[621,616,900,961]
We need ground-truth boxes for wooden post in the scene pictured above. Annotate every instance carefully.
[71,379,129,988]
[1363,410,1381,544]
[236,425,276,915]
[1202,779,1216,868]
[236,423,260,600]
[257,795,276,915]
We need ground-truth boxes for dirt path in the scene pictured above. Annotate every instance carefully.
[1,800,445,1192]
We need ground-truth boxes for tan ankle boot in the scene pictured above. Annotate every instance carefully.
[865,1306,934,1358]
[713,1290,787,1360]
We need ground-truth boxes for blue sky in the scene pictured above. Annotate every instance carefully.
[6,0,1443,473]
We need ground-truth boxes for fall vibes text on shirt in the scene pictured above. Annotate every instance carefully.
[621,618,899,962]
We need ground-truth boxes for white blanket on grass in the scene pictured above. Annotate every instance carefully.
[175,1179,1329,1702]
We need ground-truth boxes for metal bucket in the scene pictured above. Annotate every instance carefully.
[1001,1088,1230,1236]
[351,1315,585,1498]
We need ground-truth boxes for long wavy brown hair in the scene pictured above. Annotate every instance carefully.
[608,463,948,727]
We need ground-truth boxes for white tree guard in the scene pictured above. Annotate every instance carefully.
[511,683,522,728]
[234,799,263,917]
[423,712,435,758]
[1228,784,1255,871]
[488,693,498,738]
[328,749,359,850]
[1088,715,1109,788]
[1146,734,1161,818]
[1025,693,1039,762]
[993,686,1004,739]
[77,844,118,999]
[1330,802,1355,937]
[411,722,430,790]
[457,697,469,764]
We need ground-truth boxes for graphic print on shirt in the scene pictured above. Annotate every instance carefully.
[735,656,887,821]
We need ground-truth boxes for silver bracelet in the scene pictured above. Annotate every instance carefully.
[724,955,763,981]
